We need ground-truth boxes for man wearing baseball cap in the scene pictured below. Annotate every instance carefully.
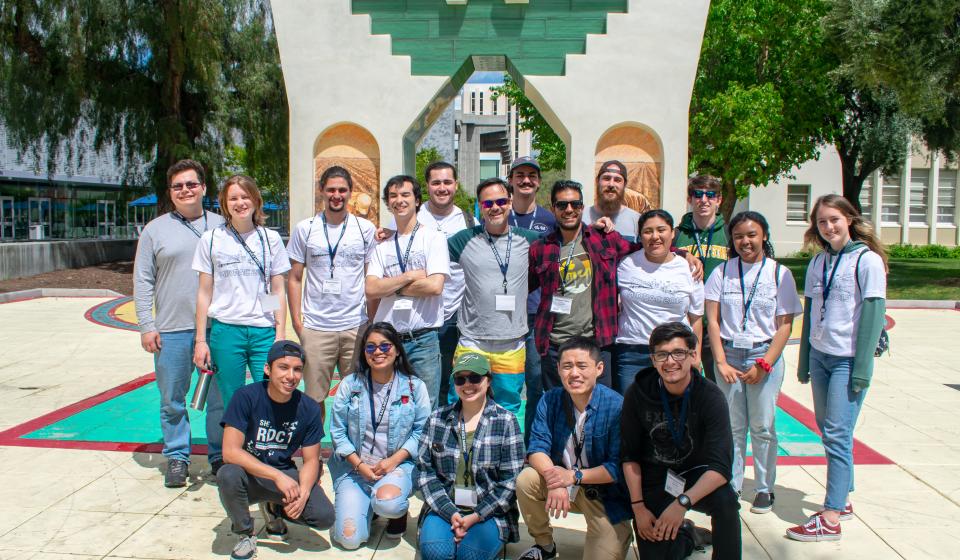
[217,340,334,560]
[584,160,643,242]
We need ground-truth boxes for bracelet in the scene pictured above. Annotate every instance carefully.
[755,358,772,373]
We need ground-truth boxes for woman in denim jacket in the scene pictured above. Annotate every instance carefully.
[329,322,431,549]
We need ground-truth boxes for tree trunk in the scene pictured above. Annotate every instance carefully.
[841,166,866,216]
[155,0,187,214]
[720,181,738,222]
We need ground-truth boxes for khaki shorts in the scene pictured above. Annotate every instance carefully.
[299,326,361,403]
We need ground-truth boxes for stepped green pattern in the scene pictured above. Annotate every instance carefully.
[352,0,627,76]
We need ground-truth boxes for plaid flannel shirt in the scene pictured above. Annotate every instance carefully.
[416,398,525,543]
[528,226,640,355]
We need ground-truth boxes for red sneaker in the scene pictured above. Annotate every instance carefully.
[840,502,854,521]
[786,513,842,542]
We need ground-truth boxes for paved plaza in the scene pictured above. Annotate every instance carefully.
[0,295,958,559]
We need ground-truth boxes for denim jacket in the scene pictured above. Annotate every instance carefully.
[328,370,432,484]
[527,384,631,524]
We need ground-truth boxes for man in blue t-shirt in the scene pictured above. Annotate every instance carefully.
[217,341,334,560]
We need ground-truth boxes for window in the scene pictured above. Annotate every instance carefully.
[859,175,873,218]
[479,92,484,115]
[470,92,476,114]
[881,172,901,224]
[909,168,929,224]
[786,184,810,222]
[492,96,498,116]
[939,168,957,225]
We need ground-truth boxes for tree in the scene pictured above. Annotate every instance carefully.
[690,0,842,219]
[0,0,287,212]
[490,76,566,172]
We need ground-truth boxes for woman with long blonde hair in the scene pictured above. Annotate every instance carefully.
[787,194,887,542]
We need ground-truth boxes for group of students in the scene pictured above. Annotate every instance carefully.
[134,157,888,560]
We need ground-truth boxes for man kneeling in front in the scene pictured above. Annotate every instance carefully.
[621,322,741,559]
[218,341,335,559]
[515,336,633,560]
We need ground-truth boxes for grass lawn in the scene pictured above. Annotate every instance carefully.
[777,257,960,300]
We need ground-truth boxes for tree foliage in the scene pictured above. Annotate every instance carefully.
[416,146,475,216]
[490,76,566,172]
[0,0,287,211]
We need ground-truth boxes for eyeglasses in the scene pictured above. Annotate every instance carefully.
[553,200,584,211]
[479,198,510,209]
[364,342,394,354]
[691,189,719,200]
[453,373,487,386]
[170,181,203,192]
[651,349,694,363]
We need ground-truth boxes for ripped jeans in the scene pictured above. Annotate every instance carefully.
[331,467,413,549]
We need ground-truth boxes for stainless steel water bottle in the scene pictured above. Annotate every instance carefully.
[190,367,215,410]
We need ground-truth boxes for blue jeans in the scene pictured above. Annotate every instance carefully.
[523,317,541,444]
[332,469,412,549]
[154,330,223,463]
[810,347,867,511]
[612,343,652,394]
[419,511,504,560]
[438,317,460,407]
[714,341,784,494]
[404,329,441,408]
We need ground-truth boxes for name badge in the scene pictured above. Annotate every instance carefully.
[322,279,342,294]
[454,486,478,508]
[811,325,824,341]
[550,296,573,315]
[495,294,515,312]
[258,293,280,312]
[732,333,752,349]
[393,297,414,311]
[567,484,580,502]
[665,469,686,497]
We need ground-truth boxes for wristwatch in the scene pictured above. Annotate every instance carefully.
[677,493,692,510]
[573,469,583,486]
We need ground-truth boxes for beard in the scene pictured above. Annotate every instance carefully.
[597,188,625,215]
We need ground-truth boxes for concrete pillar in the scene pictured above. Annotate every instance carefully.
[929,152,940,245]
[900,139,911,245]
[870,169,882,232]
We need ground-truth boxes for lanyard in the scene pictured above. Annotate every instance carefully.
[393,223,421,274]
[658,378,691,448]
[819,248,847,320]
[366,374,396,452]
[458,414,475,486]
[738,257,766,331]
[321,212,348,279]
[693,226,714,262]
[172,211,206,238]
[486,228,513,294]
[227,224,269,293]
[558,229,582,296]
[572,411,588,470]
[510,206,537,229]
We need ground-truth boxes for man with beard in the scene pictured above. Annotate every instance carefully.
[584,160,642,242]
[287,166,377,420]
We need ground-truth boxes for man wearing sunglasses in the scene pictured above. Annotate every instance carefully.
[447,178,540,415]
[134,159,225,487]
[621,322,740,560]
[584,160,643,242]
[674,175,729,382]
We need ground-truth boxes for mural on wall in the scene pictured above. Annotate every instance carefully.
[314,123,381,226]
[594,125,662,213]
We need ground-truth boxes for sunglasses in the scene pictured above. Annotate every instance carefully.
[364,342,394,354]
[453,373,487,386]
[691,189,719,200]
[170,181,202,192]
[480,198,510,209]
[553,200,584,211]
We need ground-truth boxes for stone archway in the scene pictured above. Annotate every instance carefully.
[594,124,663,213]
[314,123,381,225]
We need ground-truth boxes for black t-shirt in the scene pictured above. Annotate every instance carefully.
[221,381,324,470]
[620,369,733,489]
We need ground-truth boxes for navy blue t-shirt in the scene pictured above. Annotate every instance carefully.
[510,205,557,236]
[221,381,323,470]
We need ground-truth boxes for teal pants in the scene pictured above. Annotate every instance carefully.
[209,319,275,409]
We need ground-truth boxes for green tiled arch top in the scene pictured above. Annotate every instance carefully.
[352,0,628,76]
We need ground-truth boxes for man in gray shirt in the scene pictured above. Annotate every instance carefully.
[584,160,642,242]
[134,159,225,488]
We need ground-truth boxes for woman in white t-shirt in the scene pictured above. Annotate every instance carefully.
[786,194,887,543]
[704,211,801,515]
[613,209,704,393]
[193,175,291,415]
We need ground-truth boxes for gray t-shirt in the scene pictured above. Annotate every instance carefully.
[362,377,393,462]
[551,238,594,344]
[585,205,641,242]
[134,211,225,334]
[447,226,540,340]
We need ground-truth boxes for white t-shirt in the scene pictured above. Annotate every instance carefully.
[805,248,886,357]
[367,224,450,331]
[287,213,376,331]
[562,409,590,470]
[616,252,704,345]
[704,257,802,343]
[193,225,291,328]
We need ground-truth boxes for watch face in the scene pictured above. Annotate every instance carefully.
[678,494,692,508]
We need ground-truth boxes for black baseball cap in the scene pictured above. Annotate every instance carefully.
[266,340,305,365]
[509,156,541,174]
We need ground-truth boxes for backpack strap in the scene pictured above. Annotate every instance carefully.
[853,248,869,297]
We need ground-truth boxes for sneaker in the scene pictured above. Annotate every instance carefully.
[209,459,224,477]
[230,534,257,560]
[385,515,407,539]
[164,459,188,488]
[750,492,775,514]
[786,513,842,542]
[259,502,288,541]
[517,543,557,560]
[839,502,854,521]
[683,519,712,548]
